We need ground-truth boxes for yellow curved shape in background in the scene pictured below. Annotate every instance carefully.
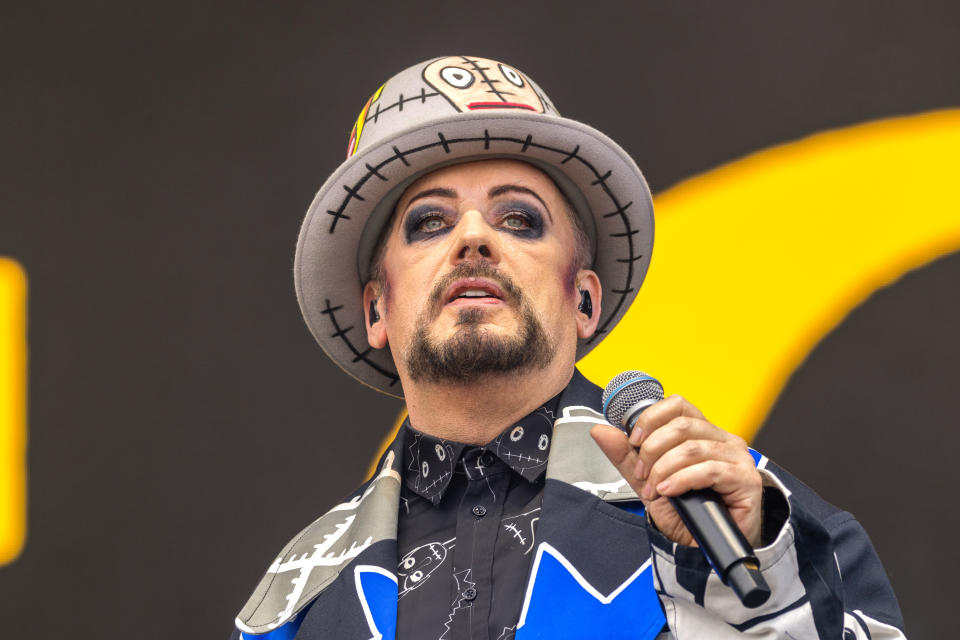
[580,109,960,440]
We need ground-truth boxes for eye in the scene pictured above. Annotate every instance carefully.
[404,205,455,242]
[440,66,475,88]
[493,201,544,238]
[419,216,447,232]
[499,64,525,87]
[502,213,530,230]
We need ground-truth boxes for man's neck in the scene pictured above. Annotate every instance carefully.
[401,362,575,445]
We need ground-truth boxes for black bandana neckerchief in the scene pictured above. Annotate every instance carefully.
[400,392,562,505]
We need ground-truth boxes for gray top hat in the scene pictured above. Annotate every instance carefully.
[294,55,654,398]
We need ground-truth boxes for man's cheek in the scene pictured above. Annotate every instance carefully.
[563,258,580,298]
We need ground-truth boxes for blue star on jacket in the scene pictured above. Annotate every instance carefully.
[516,543,664,640]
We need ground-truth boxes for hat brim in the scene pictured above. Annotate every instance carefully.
[295,110,654,398]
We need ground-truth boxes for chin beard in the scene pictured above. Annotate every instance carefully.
[405,303,555,384]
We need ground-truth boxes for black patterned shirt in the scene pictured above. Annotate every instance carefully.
[396,392,562,640]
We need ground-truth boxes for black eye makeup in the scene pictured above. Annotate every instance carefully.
[401,198,547,244]
[494,200,545,239]
[403,204,454,242]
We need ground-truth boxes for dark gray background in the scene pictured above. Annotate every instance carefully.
[1,2,957,638]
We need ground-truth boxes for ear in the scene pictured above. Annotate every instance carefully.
[362,280,388,349]
[574,269,602,340]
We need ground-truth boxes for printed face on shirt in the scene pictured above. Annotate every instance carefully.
[398,541,449,596]
[422,56,546,113]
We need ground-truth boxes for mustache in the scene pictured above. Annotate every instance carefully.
[426,262,524,316]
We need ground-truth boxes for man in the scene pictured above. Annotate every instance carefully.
[231,56,905,639]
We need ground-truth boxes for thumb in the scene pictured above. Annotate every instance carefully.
[590,424,641,490]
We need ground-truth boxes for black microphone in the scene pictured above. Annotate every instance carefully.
[601,371,771,608]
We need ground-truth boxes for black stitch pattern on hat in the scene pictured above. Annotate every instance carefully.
[364,88,442,125]
[437,132,451,153]
[391,145,411,167]
[603,200,633,218]
[321,298,400,386]
[560,145,580,164]
[590,170,612,186]
[366,163,388,181]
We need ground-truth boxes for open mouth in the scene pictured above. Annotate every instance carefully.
[466,102,536,111]
[444,279,506,305]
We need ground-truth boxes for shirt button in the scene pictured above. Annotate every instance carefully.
[463,587,478,601]
[472,505,487,517]
[479,451,495,467]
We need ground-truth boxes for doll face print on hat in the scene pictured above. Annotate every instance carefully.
[421,57,546,113]
[294,55,654,397]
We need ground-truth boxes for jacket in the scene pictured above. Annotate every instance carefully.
[232,371,906,640]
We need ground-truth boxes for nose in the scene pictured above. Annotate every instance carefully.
[450,209,501,265]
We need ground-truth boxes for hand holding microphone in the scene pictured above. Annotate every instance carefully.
[591,371,771,607]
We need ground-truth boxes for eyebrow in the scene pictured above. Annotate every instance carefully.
[402,184,553,219]
[405,187,457,207]
[488,184,552,220]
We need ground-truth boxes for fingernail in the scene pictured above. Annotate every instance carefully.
[656,480,670,494]
[629,429,643,446]
[641,482,655,500]
[635,459,645,479]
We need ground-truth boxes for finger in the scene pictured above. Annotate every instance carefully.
[644,437,752,495]
[638,416,735,476]
[629,394,707,447]
[650,459,762,504]
[589,424,645,495]
[651,460,763,546]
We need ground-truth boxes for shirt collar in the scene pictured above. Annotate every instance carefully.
[400,391,562,505]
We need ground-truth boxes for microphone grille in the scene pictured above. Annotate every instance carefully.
[602,371,665,427]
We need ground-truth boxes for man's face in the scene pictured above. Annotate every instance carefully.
[363,159,599,384]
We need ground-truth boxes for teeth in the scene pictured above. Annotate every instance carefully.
[460,289,494,298]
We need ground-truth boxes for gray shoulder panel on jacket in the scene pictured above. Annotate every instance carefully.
[235,450,402,635]
[546,405,640,503]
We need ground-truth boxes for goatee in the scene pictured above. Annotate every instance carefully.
[404,264,555,383]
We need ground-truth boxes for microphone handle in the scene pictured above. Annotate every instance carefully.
[669,489,771,608]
